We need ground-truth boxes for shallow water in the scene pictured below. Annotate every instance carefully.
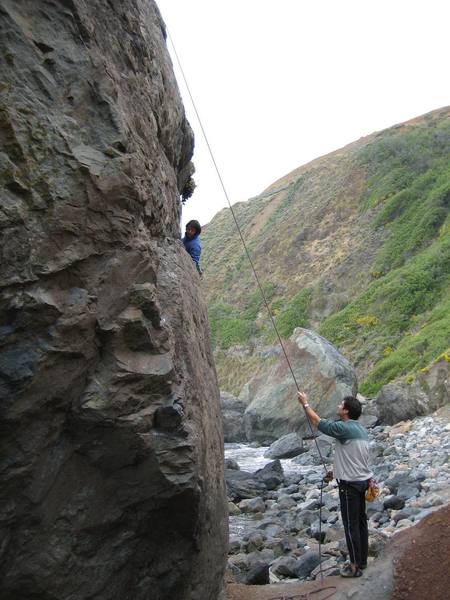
[224,443,321,537]
[224,442,314,476]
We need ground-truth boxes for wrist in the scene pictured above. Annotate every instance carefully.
[303,403,310,408]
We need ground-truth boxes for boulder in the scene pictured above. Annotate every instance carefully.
[264,432,306,459]
[243,328,357,442]
[225,458,240,470]
[376,383,428,425]
[221,391,247,442]
[376,357,450,425]
[270,556,300,578]
[254,460,285,490]
[239,497,266,514]
[383,495,406,510]
[238,562,270,585]
[0,3,227,599]
[295,551,322,579]
[225,470,267,500]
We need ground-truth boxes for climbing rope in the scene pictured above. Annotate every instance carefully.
[268,586,337,600]
[167,27,335,590]
[167,29,329,469]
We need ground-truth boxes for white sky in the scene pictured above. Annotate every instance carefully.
[156,0,450,229]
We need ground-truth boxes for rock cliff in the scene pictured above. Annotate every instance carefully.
[0,2,227,599]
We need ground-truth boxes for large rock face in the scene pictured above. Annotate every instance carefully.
[0,2,227,599]
[243,328,357,442]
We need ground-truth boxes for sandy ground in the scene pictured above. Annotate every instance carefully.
[226,502,450,600]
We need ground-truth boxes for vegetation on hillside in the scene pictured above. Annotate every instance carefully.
[203,108,450,396]
[319,114,450,393]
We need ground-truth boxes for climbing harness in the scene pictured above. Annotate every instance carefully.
[167,26,336,595]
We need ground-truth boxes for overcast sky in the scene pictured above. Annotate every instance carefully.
[156,0,450,229]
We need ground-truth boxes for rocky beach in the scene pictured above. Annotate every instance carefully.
[224,405,450,590]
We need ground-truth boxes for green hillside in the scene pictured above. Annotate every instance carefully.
[201,107,450,396]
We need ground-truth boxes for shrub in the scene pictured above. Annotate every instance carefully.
[275,288,312,338]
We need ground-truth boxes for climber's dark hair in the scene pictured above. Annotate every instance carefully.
[342,396,362,420]
[186,220,201,235]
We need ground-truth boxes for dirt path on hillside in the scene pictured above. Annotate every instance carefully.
[227,503,450,600]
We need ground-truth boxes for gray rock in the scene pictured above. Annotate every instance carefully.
[271,556,300,578]
[247,548,275,567]
[360,414,379,428]
[295,551,322,579]
[228,502,241,516]
[226,470,267,500]
[377,359,449,425]
[397,482,420,500]
[239,497,266,514]
[383,495,406,510]
[264,432,306,459]
[276,536,299,555]
[229,538,242,554]
[376,383,428,425]
[292,451,323,467]
[417,494,444,509]
[310,519,328,543]
[245,532,266,553]
[392,507,421,523]
[311,557,341,579]
[243,329,357,442]
[366,500,385,518]
[384,472,410,494]
[238,562,270,585]
[225,457,240,470]
[276,495,297,510]
[221,391,248,442]
[257,521,285,538]
[254,459,285,490]
[295,509,320,529]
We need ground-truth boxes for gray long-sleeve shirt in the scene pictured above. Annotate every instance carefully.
[317,418,373,481]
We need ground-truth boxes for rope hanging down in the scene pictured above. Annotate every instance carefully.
[167,28,337,592]
[166,29,329,467]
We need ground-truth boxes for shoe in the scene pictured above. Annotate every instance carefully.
[340,564,363,578]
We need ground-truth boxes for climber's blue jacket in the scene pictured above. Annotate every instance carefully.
[182,234,202,273]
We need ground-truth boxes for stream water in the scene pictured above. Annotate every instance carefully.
[224,443,321,537]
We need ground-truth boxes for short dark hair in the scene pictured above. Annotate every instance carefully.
[343,396,362,420]
[186,220,201,235]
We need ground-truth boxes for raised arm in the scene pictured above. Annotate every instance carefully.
[297,391,321,427]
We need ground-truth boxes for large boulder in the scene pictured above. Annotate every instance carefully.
[243,328,357,442]
[0,3,227,600]
[264,432,306,459]
[221,391,247,442]
[225,470,267,501]
[376,356,449,425]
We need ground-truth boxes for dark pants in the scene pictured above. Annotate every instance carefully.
[338,480,369,568]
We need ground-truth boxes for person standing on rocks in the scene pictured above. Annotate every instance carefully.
[182,219,202,276]
[297,391,372,578]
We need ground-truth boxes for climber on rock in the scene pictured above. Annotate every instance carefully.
[182,219,202,276]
